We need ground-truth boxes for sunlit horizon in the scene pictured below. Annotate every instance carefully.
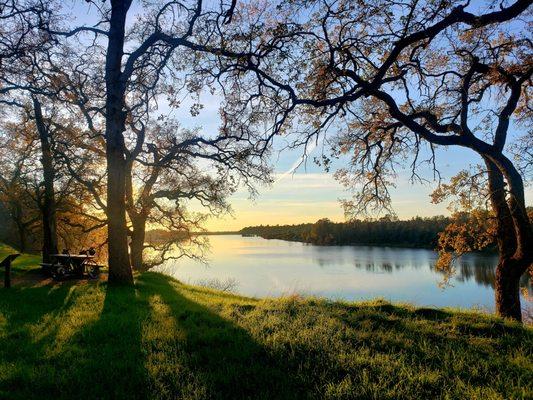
[202,171,533,232]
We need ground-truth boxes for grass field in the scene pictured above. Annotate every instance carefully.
[0,244,41,274]
[0,245,532,399]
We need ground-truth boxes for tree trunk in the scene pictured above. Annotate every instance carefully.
[105,0,134,285]
[16,221,26,253]
[125,150,159,272]
[106,143,132,284]
[485,157,531,322]
[12,202,27,252]
[33,97,58,263]
[130,216,146,271]
[494,257,524,321]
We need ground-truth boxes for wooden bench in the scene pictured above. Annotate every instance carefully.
[1,254,20,288]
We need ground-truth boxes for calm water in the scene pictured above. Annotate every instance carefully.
[155,235,532,312]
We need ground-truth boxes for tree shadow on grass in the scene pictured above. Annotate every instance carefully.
[0,283,74,327]
[49,283,150,400]
[1,281,151,400]
[2,274,306,400]
[136,272,304,400]
[5,273,529,400]
[4,272,305,400]
[0,283,80,399]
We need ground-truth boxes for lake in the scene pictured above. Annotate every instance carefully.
[155,235,532,313]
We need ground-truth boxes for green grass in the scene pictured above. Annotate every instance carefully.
[0,244,41,280]
[0,247,532,399]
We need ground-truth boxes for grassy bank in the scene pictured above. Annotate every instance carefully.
[0,244,42,282]
[0,246,532,399]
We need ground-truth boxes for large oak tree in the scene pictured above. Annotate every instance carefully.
[206,0,532,321]
[28,0,268,284]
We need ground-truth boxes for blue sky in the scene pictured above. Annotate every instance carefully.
[67,0,532,231]
[171,91,532,231]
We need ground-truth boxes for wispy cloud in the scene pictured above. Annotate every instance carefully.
[275,137,322,183]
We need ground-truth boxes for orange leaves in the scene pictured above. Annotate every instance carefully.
[438,210,495,252]
[434,208,496,283]
[457,28,477,44]
[435,251,454,277]
[432,167,496,280]
[424,52,450,71]
[430,167,487,212]
[306,61,337,100]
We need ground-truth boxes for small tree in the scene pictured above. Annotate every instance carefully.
[124,119,269,270]
[0,123,40,251]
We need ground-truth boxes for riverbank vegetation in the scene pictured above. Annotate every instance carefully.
[241,216,452,248]
[0,249,531,400]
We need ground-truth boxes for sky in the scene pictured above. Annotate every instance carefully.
[173,91,532,231]
[67,0,532,232]
[207,172,447,231]
[169,84,533,231]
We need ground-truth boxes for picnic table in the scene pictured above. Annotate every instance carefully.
[42,253,101,280]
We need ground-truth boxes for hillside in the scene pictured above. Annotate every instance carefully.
[0,246,531,399]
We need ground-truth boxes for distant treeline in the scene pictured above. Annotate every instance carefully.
[240,216,452,248]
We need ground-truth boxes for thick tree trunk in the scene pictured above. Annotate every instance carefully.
[33,98,58,263]
[130,217,146,271]
[106,146,132,284]
[485,157,532,322]
[494,258,524,321]
[105,0,134,285]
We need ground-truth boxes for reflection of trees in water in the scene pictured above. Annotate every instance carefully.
[453,262,496,288]
[309,246,531,292]
[452,262,531,291]
[353,262,408,273]
[350,255,532,292]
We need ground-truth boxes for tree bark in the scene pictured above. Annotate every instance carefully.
[485,157,531,322]
[125,160,147,272]
[11,201,27,252]
[129,216,146,271]
[33,98,58,263]
[125,154,160,272]
[105,0,134,285]
[495,258,524,321]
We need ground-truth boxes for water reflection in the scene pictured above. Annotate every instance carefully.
[340,250,530,291]
[156,235,532,312]
[454,262,496,287]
